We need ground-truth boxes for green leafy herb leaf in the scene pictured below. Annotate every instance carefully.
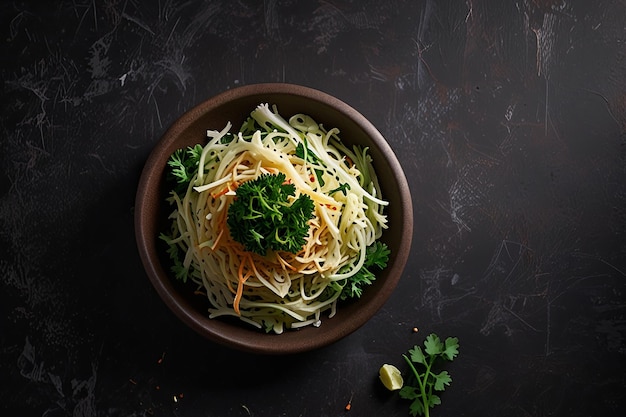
[329,182,351,196]
[295,141,320,163]
[295,141,326,186]
[165,144,203,194]
[443,337,460,361]
[427,394,441,408]
[432,371,452,391]
[408,346,427,366]
[399,387,424,417]
[399,386,420,401]
[159,233,192,283]
[366,240,391,269]
[424,334,444,356]
[339,241,390,300]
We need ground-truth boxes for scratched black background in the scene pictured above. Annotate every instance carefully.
[1,1,625,416]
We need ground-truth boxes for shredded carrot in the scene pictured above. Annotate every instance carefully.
[276,252,298,272]
[233,253,254,315]
[210,229,224,251]
[211,185,231,199]
[233,256,246,315]
[209,207,229,252]
[247,254,262,278]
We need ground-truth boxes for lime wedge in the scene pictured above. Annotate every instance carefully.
[379,364,404,391]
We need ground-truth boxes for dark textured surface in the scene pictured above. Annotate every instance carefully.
[1,1,625,416]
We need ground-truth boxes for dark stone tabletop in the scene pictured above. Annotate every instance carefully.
[1,1,625,416]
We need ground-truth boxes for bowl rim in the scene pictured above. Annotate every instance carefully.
[135,82,413,354]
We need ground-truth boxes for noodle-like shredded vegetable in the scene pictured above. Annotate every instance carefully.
[162,104,388,333]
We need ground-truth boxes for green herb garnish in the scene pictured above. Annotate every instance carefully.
[329,182,351,196]
[337,241,390,300]
[399,334,460,417]
[226,172,315,256]
[158,236,191,282]
[165,144,203,194]
[295,140,325,186]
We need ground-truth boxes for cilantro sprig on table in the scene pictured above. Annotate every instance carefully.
[399,334,460,417]
[227,172,315,256]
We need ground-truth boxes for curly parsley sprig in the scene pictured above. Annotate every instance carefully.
[227,173,315,256]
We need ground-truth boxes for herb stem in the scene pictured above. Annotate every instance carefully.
[423,357,435,417]
[402,354,430,417]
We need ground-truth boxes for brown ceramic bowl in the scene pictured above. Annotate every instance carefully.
[135,83,413,354]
